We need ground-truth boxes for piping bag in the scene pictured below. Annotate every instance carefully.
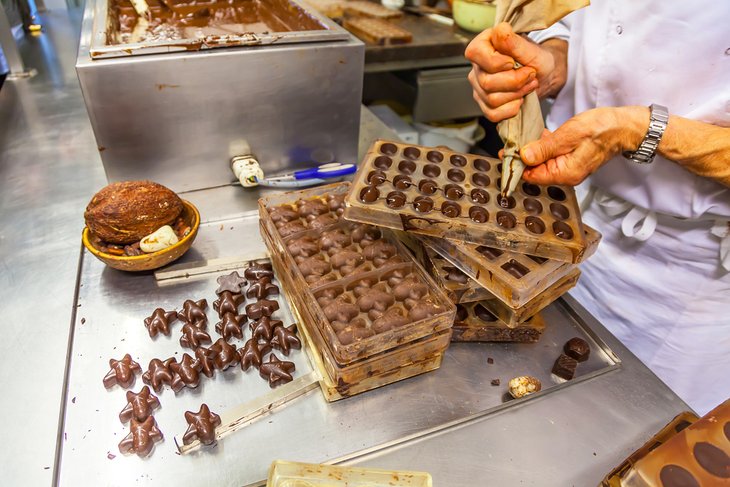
[494,0,589,196]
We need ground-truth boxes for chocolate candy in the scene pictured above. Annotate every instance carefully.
[552,353,578,380]
[180,322,212,349]
[564,337,590,362]
[250,316,283,342]
[177,299,208,324]
[194,346,216,378]
[183,404,221,446]
[119,386,160,423]
[508,376,541,399]
[143,308,177,338]
[238,339,272,371]
[170,353,202,390]
[245,277,279,300]
[210,338,239,371]
[270,324,301,356]
[215,271,246,295]
[215,312,246,341]
[245,299,280,320]
[213,291,244,318]
[103,354,141,389]
[244,262,274,282]
[118,417,163,457]
[259,354,295,388]
[142,358,176,392]
[491,379,500,386]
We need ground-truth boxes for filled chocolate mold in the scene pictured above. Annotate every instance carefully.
[268,188,347,238]
[452,302,546,343]
[345,140,590,263]
[422,248,492,304]
[420,224,601,309]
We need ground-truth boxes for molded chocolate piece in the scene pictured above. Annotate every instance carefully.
[245,299,280,320]
[270,206,298,224]
[359,185,380,203]
[170,353,202,390]
[270,324,301,356]
[450,154,467,167]
[144,308,177,338]
[210,338,239,371]
[372,308,409,333]
[552,353,578,380]
[238,339,272,371]
[323,298,359,323]
[693,442,730,478]
[194,346,216,378]
[469,206,489,224]
[427,150,443,163]
[403,146,421,160]
[392,278,428,301]
[246,277,279,300]
[213,291,245,318]
[118,417,163,457]
[491,379,500,386]
[297,198,328,218]
[244,263,274,282]
[374,155,393,169]
[447,168,465,182]
[423,164,441,178]
[215,271,246,295]
[398,159,416,175]
[103,354,142,389]
[215,312,246,341]
[337,323,375,345]
[287,236,320,257]
[310,213,338,229]
[142,358,176,392]
[179,322,212,349]
[408,301,445,321]
[278,220,307,237]
[177,299,208,324]
[564,337,590,362]
[444,184,464,201]
[357,288,395,313]
[259,354,296,387]
[470,188,488,204]
[119,386,160,423]
[183,404,221,446]
[249,316,283,342]
[474,158,490,171]
[380,142,397,155]
[659,465,700,487]
[441,201,461,218]
[321,228,352,250]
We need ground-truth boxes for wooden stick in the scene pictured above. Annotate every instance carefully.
[154,252,270,282]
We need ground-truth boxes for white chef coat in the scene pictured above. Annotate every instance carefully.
[531,0,730,415]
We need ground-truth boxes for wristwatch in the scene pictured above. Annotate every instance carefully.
[622,104,669,164]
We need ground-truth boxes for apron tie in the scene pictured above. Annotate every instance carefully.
[620,207,658,242]
[711,220,730,271]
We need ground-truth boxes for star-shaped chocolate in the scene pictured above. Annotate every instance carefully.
[270,324,301,356]
[118,416,163,457]
[142,358,176,392]
[210,338,239,371]
[143,308,177,338]
[215,312,246,340]
[259,353,296,388]
[213,291,245,318]
[177,299,208,324]
[245,277,279,300]
[119,386,160,423]
[194,346,216,378]
[179,322,212,349]
[249,316,283,342]
[244,263,274,282]
[245,298,280,320]
[170,353,202,390]
[215,271,247,295]
[238,339,272,371]
[103,354,142,389]
[183,404,222,446]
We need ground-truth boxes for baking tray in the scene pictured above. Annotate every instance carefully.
[344,140,590,263]
[267,460,432,486]
[259,182,455,365]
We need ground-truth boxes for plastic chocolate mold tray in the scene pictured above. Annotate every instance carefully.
[264,183,348,239]
[423,247,492,304]
[344,140,590,263]
[259,183,455,365]
[421,224,601,308]
[452,301,546,343]
[263,221,450,392]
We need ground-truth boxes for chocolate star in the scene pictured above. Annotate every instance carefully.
[286,236,320,258]
[270,324,301,356]
[356,287,395,317]
[245,277,279,300]
[170,353,202,390]
[177,299,208,324]
[238,339,272,371]
[213,291,245,318]
[210,338,239,371]
[249,316,282,342]
[194,346,216,378]
[259,354,296,388]
[215,312,246,340]
[244,263,274,282]
[142,358,176,392]
[143,308,177,338]
[320,228,351,250]
[118,416,163,457]
[179,322,212,349]
[350,224,381,243]
[215,271,246,295]
[270,205,298,224]
[103,354,141,389]
[297,198,328,218]
[245,298,279,320]
[183,404,221,446]
[119,386,160,423]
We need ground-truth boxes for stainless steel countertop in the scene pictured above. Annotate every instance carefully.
[0,9,688,487]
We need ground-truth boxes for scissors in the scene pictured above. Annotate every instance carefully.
[255,163,357,188]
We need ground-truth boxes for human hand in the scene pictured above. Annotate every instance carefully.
[520,107,650,186]
[465,22,567,122]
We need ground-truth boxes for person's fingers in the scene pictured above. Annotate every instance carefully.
[465,27,517,74]
[482,98,524,123]
[482,80,539,109]
[520,127,580,166]
[522,156,573,185]
[492,22,549,72]
[473,66,537,93]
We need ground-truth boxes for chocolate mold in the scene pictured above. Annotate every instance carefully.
[452,302,546,343]
[267,186,347,239]
[345,140,590,263]
[421,224,601,308]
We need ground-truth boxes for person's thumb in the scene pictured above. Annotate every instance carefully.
[521,133,564,166]
[492,22,546,71]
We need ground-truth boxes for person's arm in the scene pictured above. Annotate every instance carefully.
[520,106,730,187]
[465,23,568,122]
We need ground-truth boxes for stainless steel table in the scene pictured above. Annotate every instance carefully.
[0,9,689,487]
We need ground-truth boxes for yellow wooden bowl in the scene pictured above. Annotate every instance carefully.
[82,200,200,272]
[453,0,496,33]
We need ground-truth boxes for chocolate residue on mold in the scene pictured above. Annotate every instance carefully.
[470,188,489,204]
[444,184,465,201]
[422,164,441,178]
[427,150,444,163]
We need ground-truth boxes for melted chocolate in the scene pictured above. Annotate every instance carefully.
[367,170,387,185]
[447,168,465,183]
[470,188,489,204]
[450,154,467,167]
[553,221,574,240]
[525,216,546,234]
[380,142,398,156]
[386,191,407,209]
[693,442,730,478]
[472,173,490,187]
[496,211,516,229]
[398,160,417,175]
[427,150,444,163]
[473,158,490,171]
[423,164,441,178]
[403,147,421,160]
[496,195,516,209]
[445,184,465,201]
[469,206,489,223]
[441,201,461,218]
[418,179,438,195]
[374,155,393,169]
[393,175,412,190]
[359,186,380,203]
[659,465,700,487]
[413,196,434,213]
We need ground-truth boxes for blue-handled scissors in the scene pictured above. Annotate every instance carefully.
[257,163,357,188]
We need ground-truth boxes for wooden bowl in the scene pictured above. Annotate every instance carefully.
[82,200,200,272]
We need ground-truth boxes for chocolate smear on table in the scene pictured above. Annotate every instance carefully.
[215,312,246,340]
[215,271,247,295]
[118,417,163,457]
[259,354,296,388]
[103,354,142,389]
[143,308,177,338]
[270,324,301,356]
[177,299,208,324]
[183,404,221,446]
[179,322,212,349]
[238,339,272,371]
[119,386,160,423]
[213,291,245,318]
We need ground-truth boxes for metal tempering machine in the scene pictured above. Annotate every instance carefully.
[76,0,364,192]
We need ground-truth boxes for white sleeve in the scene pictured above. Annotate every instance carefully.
[528,14,573,44]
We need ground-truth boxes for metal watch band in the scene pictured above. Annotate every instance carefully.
[622,104,669,164]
